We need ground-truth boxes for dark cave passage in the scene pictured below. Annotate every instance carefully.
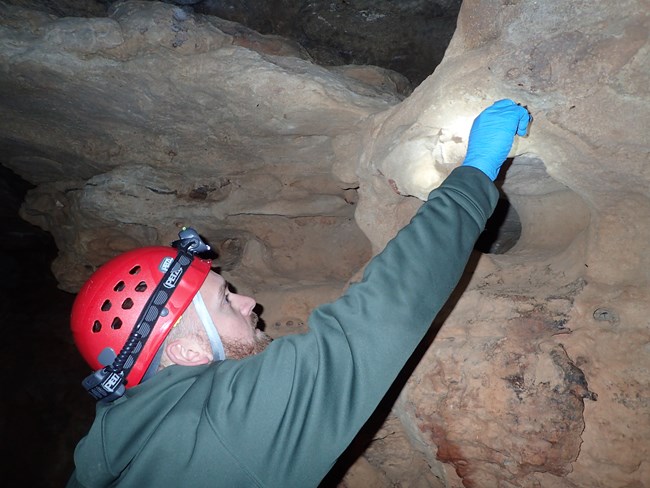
[474,197,522,255]
[0,165,95,487]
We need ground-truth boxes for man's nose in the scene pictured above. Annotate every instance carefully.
[233,294,256,317]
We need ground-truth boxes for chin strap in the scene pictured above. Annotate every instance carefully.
[192,291,226,361]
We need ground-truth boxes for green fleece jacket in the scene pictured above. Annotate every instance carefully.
[68,166,498,488]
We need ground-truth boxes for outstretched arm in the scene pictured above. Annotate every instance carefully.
[205,100,531,486]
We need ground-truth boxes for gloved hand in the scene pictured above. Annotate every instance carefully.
[461,99,531,181]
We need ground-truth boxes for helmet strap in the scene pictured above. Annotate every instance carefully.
[192,292,226,361]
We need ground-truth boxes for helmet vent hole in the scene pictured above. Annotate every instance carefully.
[92,320,102,333]
[129,265,141,275]
[122,298,134,310]
[135,281,147,292]
[101,299,112,311]
[114,281,125,292]
[111,317,123,330]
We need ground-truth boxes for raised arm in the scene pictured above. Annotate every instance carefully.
[209,100,532,486]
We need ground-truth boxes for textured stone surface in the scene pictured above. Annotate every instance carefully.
[1,0,649,487]
[1,0,402,310]
[354,0,649,486]
[194,0,462,86]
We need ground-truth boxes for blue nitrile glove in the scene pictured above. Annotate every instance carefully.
[462,99,531,180]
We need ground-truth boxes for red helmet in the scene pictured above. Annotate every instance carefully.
[71,246,211,388]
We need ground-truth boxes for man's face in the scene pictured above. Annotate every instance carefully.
[197,271,272,359]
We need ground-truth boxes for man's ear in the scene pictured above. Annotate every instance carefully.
[164,337,213,366]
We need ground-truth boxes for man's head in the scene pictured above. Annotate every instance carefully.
[71,240,271,395]
[158,271,272,369]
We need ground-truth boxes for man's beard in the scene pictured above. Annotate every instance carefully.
[222,312,273,360]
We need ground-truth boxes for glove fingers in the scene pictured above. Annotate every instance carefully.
[487,102,531,137]
[516,108,531,136]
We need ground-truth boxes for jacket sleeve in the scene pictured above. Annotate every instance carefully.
[203,166,499,487]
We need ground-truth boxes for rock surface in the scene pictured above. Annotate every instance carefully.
[194,0,462,86]
[2,0,399,329]
[0,0,649,487]
[356,0,649,486]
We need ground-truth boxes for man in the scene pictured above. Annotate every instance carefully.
[67,99,530,487]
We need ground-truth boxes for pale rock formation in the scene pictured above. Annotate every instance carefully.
[1,0,405,328]
[0,0,649,487]
[356,1,649,486]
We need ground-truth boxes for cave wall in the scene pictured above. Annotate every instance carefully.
[1,0,410,330]
[1,0,649,487]
[357,0,649,486]
[194,0,462,86]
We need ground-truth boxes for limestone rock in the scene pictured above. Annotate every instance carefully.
[195,0,462,86]
[1,0,649,487]
[1,0,409,296]
[351,0,649,486]
[2,0,107,18]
